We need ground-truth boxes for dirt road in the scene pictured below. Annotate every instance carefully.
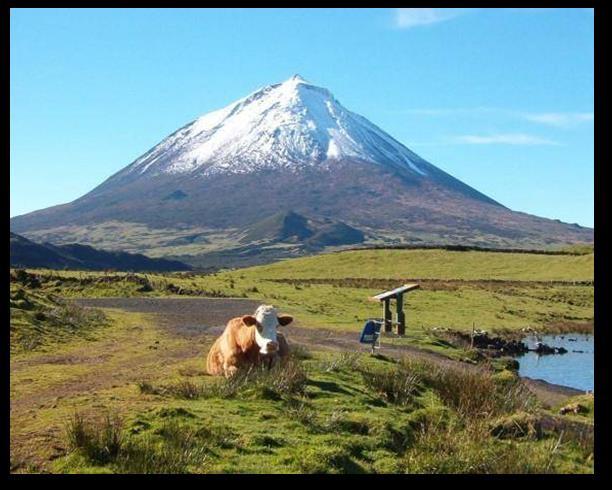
[73,297,583,407]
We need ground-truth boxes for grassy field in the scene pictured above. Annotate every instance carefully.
[18,248,594,334]
[10,305,593,474]
[240,249,594,281]
[10,248,595,473]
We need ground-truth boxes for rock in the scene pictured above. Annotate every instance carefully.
[532,342,568,355]
[534,342,557,355]
[559,403,589,415]
[439,330,529,357]
[503,358,520,371]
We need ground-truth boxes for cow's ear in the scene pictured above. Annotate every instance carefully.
[277,315,293,326]
[242,315,258,327]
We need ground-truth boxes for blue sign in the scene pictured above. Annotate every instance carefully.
[360,320,382,344]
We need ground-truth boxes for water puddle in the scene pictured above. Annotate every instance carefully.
[517,334,593,391]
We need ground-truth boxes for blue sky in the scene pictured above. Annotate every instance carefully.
[10,8,594,226]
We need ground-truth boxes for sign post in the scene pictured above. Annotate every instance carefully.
[359,320,382,354]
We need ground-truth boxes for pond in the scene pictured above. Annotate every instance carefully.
[517,334,593,392]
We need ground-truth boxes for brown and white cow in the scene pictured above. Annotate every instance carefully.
[206,304,293,377]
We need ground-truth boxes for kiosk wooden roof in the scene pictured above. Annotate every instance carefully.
[369,283,420,302]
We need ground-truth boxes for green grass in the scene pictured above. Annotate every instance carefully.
[10,284,108,353]
[10,307,200,472]
[53,352,592,474]
[9,248,595,473]
[10,291,593,474]
[238,249,594,281]
[201,248,593,333]
[14,246,594,336]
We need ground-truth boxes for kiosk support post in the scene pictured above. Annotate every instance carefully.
[383,299,392,333]
[396,293,405,336]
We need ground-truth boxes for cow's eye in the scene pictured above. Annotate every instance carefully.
[256,323,263,332]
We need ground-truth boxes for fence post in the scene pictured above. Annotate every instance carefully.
[471,321,475,349]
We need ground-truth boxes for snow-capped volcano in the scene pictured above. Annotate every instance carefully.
[11,75,593,263]
[121,75,428,178]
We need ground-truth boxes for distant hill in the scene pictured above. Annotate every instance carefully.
[10,232,191,272]
[241,211,364,248]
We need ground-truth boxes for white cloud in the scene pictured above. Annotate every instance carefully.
[395,7,593,29]
[396,107,594,129]
[453,133,560,146]
[395,8,470,28]
[523,112,594,128]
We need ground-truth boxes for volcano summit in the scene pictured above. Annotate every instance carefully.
[11,75,592,267]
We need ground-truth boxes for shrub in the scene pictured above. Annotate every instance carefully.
[166,380,205,400]
[65,412,90,451]
[156,407,195,419]
[200,427,240,451]
[369,421,413,453]
[400,358,538,419]
[285,398,318,428]
[232,356,308,399]
[402,420,558,474]
[290,344,313,360]
[65,414,214,473]
[47,302,106,331]
[116,434,209,474]
[489,411,543,440]
[65,412,124,464]
[322,351,362,372]
[322,410,370,435]
[137,380,159,395]
[137,356,307,401]
[407,406,450,434]
[360,365,421,406]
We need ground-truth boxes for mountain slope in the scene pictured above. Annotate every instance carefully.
[10,75,592,263]
[10,232,191,271]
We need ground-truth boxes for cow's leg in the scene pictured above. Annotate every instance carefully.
[223,354,240,378]
[224,366,238,378]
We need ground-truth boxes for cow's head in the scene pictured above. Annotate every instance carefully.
[242,304,293,354]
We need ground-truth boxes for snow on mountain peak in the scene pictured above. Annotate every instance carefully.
[125,76,428,178]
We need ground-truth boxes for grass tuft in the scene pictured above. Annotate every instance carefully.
[322,351,362,372]
[137,355,308,401]
[360,364,421,406]
[400,358,538,419]
[65,412,124,464]
[402,419,560,474]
